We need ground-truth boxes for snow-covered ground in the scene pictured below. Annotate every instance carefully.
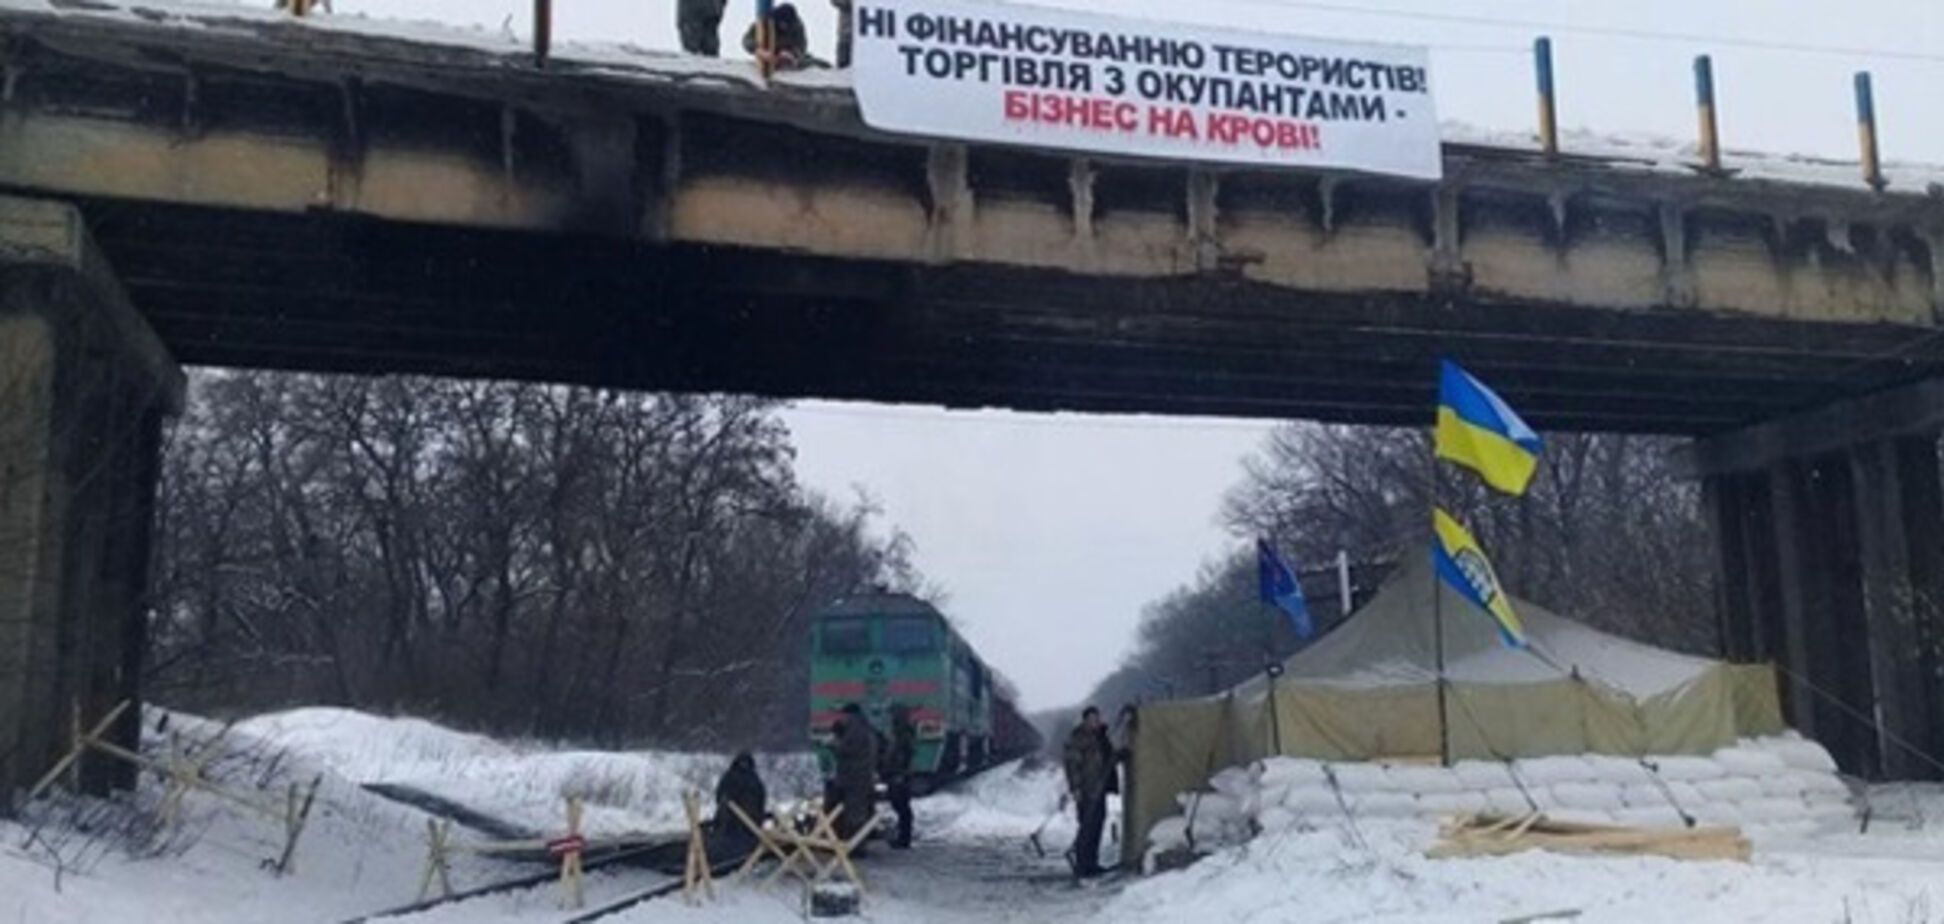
[235,707,820,839]
[7,706,1944,923]
[1102,808,1944,924]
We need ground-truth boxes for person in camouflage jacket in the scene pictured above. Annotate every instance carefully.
[1063,707,1113,876]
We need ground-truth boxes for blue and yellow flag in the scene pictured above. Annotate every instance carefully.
[1431,508,1527,649]
[1435,360,1542,496]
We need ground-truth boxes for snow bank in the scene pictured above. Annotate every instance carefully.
[917,760,1079,840]
[0,707,527,924]
[1145,735,1855,870]
[236,707,817,837]
[1106,800,1944,924]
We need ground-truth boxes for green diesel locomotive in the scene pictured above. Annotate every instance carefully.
[808,592,1039,784]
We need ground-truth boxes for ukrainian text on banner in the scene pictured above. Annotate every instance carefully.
[851,0,1442,180]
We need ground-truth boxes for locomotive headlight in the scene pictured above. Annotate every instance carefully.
[917,720,946,739]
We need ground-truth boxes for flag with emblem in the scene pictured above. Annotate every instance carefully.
[1257,537,1313,640]
[1431,508,1526,648]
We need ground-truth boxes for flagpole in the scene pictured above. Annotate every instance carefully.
[1261,559,1285,758]
[1263,632,1284,758]
[1428,431,1451,768]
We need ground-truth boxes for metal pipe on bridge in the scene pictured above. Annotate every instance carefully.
[534,0,551,67]
[1534,37,1558,158]
[1855,72,1885,192]
[755,0,777,80]
[1694,55,1722,173]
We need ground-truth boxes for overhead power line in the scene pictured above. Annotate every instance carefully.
[1216,0,1944,64]
[782,401,1281,435]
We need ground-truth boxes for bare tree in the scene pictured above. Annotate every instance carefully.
[147,371,919,751]
[1090,423,1716,711]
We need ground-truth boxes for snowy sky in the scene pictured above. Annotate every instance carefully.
[293,0,1942,712]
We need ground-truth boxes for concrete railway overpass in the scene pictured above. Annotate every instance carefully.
[4,0,1944,800]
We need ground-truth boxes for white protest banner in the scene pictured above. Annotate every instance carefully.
[851,0,1442,180]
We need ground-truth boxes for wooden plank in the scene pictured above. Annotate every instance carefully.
[23,699,129,802]
[1429,814,1751,862]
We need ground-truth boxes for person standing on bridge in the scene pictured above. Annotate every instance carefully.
[881,703,917,849]
[677,0,728,55]
[1063,706,1114,877]
[833,703,879,853]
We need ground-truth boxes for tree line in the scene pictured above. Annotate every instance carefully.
[148,372,920,750]
[1088,425,1714,711]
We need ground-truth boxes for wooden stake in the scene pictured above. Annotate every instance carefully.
[157,735,192,833]
[729,801,789,878]
[815,814,877,894]
[417,819,455,901]
[557,796,585,909]
[765,805,834,886]
[25,700,130,803]
[682,790,714,903]
[85,736,280,820]
[67,700,84,791]
[273,774,323,876]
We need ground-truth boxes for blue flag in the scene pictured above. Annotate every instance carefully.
[1257,538,1313,639]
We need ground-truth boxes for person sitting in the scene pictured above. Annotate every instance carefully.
[741,4,826,71]
[711,751,768,855]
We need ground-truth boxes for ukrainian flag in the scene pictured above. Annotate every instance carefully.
[1435,360,1542,496]
[1432,508,1527,649]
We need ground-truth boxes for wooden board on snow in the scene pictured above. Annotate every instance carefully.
[1428,812,1750,862]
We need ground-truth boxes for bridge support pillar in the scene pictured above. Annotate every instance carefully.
[0,196,182,812]
[1691,385,1944,779]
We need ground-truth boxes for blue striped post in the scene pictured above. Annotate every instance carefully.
[1694,55,1721,173]
[533,0,551,67]
[1855,72,1885,191]
[756,0,776,79]
[1534,37,1558,158]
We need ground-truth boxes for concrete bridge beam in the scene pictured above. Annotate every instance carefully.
[0,195,181,811]
[1690,383,1944,779]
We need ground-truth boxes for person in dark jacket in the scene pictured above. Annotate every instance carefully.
[677,0,728,55]
[1063,706,1113,877]
[833,703,879,851]
[713,752,766,828]
[710,751,767,855]
[1113,704,1138,829]
[882,703,917,848]
[741,4,823,71]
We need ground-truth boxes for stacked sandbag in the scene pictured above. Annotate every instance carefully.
[1143,733,1854,866]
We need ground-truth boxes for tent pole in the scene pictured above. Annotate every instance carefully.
[1261,591,1284,757]
[1337,549,1352,616]
[1429,437,1451,767]
[1265,662,1283,757]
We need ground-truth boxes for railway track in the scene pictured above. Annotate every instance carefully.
[557,857,745,924]
[338,840,685,923]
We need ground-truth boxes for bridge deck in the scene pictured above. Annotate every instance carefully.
[4,0,1944,432]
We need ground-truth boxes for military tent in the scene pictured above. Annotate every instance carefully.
[1125,558,1784,865]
